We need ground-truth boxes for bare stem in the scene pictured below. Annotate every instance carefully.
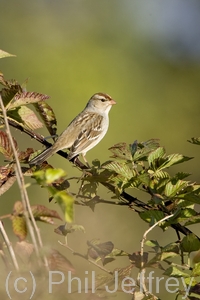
[58,240,113,275]
[0,221,19,270]
[0,95,48,268]
[140,214,174,295]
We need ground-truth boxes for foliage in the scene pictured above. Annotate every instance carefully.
[0,50,200,300]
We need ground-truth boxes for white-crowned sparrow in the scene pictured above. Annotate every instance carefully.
[29,92,116,165]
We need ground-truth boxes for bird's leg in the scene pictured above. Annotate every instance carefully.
[82,154,90,168]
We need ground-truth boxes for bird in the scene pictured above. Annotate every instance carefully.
[29,92,116,166]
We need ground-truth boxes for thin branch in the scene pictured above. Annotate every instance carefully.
[58,240,113,275]
[0,95,48,268]
[6,107,200,241]
[0,221,19,270]
[139,214,174,296]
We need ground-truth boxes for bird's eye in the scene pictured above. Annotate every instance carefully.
[100,98,106,102]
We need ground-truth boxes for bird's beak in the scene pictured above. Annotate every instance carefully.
[110,99,116,105]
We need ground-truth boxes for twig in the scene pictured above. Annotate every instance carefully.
[58,240,113,275]
[140,214,174,295]
[6,104,200,241]
[0,95,48,268]
[0,221,19,270]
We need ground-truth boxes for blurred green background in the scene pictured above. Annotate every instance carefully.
[1,1,200,299]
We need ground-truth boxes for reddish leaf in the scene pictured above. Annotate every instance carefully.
[48,248,75,273]
[7,92,50,109]
[31,205,62,222]
[128,251,149,268]
[0,131,18,160]
[18,148,34,163]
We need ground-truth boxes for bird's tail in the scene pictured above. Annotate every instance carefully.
[29,146,55,165]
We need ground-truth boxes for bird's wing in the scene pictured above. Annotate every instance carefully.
[68,113,104,158]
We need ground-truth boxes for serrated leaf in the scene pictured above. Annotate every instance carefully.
[0,176,16,196]
[108,143,133,161]
[173,172,191,180]
[55,191,74,223]
[7,106,43,130]
[133,139,160,161]
[188,137,200,145]
[164,180,188,197]
[180,233,200,253]
[179,192,200,205]
[101,160,133,179]
[31,205,62,222]
[145,240,160,248]
[130,140,138,156]
[160,251,178,260]
[0,131,18,160]
[163,266,190,278]
[193,252,200,264]
[184,214,200,226]
[128,251,148,268]
[139,210,165,226]
[34,101,57,137]
[45,168,66,184]
[138,173,151,185]
[54,224,85,236]
[1,85,22,106]
[15,241,34,264]
[48,248,75,273]
[159,153,193,170]
[87,240,114,263]
[173,208,196,224]
[0,49,16,59]
[11,215,27,241]
[6,92,49,109]
[148,147,166,166]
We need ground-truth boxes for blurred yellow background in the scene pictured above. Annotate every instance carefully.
[1,1,200,299]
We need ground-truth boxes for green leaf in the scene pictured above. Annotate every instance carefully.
[101,160,133,179]
[145,240,160,249]
[12,216,27,241]
[173,172,191,180]
[179,192,200,205]
[7,106,43,130]
[160,251,178,261]
[192,262,200,276]
[139,210,165,226]
[1,84,22,106]
[184,214,200,226]
[162,242,179,254]
[163,266,190,278]
[133,139,160,161]
[148,147,165,167]
[6,92,49,109]
[0,49,16,59]
[188,137,200,145]
[45,168,66,184]
[172,208,196,224]
[55,191,74,223]
[164,180,188,197]
[108,143,133,161]
[180,233,200,253]
[137,173,151,185]
[158,153,193,170]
